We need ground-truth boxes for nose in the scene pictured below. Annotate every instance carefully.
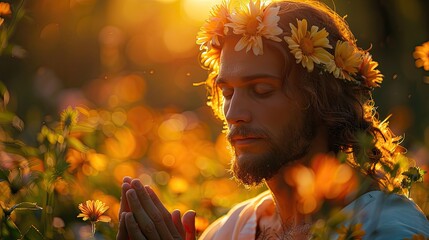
[224,91,251,125]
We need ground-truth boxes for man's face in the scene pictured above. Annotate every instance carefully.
[217,38,316,186]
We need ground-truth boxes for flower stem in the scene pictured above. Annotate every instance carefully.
[91,221,96,239]
[42,184,55,239]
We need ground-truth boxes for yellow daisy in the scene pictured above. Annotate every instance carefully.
[284,18,333,72]
[77,200,111,223]
[327,40,362,80]
[413,41,429,71]
[359,52,383,87]
[196,0,230,50]
[227,0,282,55]
[200,46,221,71]
[336,223,366,240]
[60,106,79,130]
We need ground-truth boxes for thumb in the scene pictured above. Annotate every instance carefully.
[182,210,196,240]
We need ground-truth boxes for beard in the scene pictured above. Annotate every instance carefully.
[227,112,316,187]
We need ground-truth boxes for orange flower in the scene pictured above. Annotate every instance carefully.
[77,200,111,223]
[284,154,357,214]
[0,2,11,16]
[359,52,383,87]
[227,0,282,55]
[284,18,333,72]
[196,0,230,50]
[336,223,366,240]
[327,40,362,81]
[413,41,429,71]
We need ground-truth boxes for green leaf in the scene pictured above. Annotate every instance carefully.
[0,168,10,182]
[72,123,97,133]
[402,166,426,183]
[0,141,39,158]
[2,217,22,239]
[8,202,42,214]
[67,137,89,152]
[336,152,347,163]
[0,112,15,124]
[54,158,70,178]
[21,225,44,240]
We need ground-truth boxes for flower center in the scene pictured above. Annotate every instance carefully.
[246,18,259,35]
[90,212,99,221]
[335,56,345,69]
[300,37,314,55]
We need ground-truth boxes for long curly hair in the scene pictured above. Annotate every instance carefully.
[200,0,409,192]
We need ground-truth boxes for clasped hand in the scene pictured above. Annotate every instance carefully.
[117,177,196,240]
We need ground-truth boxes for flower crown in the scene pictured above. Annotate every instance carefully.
[196,0,383,88]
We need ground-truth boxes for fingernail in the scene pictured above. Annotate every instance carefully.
[132,180,142,189]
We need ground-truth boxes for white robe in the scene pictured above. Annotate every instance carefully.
[199,190,429,239]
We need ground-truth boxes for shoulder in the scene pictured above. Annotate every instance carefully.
[346,191,429,239]
[199,191,271,240]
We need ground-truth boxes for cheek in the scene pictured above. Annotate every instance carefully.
[261,96,305,131]
[257,100,295,127]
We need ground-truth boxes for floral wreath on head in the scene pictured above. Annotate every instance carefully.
[196,0,383,89]
[196,0,415,193]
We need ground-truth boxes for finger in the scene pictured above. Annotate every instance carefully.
[124,176,132,183]
[126,189,161,240]
[131,180,176,240]
[116,212,129,240]
[182,211,196,240]
[119,182,132,219]
[144,185,182,239]
[172,209,185,238]
[123,176,132,184]
[124,212,147,240]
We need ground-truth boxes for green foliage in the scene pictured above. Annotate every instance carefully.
[0,82,100,238]
[1,202,42,240]
[402,166,427,198]
[22,226,44,240]
[0,0,26,57]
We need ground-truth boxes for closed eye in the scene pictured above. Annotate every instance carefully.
[253,83,275,96]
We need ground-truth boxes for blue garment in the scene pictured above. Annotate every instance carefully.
[338,191,429,239]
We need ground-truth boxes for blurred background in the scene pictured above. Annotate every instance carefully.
[0,0,429,239]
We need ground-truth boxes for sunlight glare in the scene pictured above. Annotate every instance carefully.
[163,21,197,55]
[182,0,222,22]
[156,0,177,3]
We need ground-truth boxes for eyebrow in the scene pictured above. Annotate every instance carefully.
[215,74,281,84]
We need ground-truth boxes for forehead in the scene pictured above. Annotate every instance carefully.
[217,38,285,81]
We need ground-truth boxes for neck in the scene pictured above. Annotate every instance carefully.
[265,126,330,226]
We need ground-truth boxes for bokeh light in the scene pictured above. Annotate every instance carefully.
[182,0,222,22]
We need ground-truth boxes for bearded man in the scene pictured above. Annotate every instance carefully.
[117,1,429,239]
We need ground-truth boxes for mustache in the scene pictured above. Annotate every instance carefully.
[226,126,269,142]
